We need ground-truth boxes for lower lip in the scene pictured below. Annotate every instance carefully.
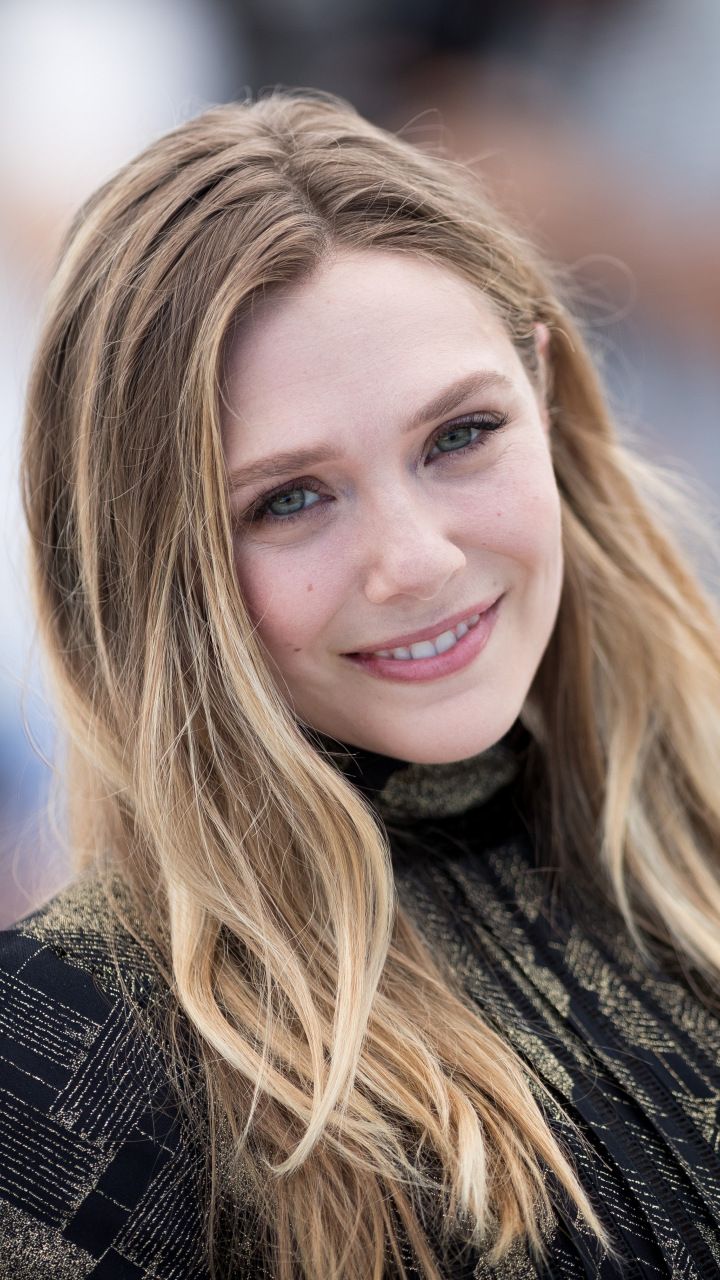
[344,595,504,683]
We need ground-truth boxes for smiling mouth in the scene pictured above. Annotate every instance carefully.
[343,595,504,682]
[345,596,501,661]
[348,612,483,662]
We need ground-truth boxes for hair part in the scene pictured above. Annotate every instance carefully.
[21,88,720,1277]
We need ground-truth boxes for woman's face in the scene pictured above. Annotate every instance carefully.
[222,249,563,763]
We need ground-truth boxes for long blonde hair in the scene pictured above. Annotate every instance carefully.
[21,89,720,1278]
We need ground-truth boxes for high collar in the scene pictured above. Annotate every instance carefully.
[305,718,531,823]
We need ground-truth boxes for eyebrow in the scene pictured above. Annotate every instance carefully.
[226,369,515,497]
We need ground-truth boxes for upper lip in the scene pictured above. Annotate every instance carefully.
[345,594,503,656]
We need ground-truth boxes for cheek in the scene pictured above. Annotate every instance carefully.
[233,540,348,659]
[504,478,562,568]
[455,447,562,565]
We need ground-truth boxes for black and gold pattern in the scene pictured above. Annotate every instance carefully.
[0,874,211,1278]
[1,723,720,1277]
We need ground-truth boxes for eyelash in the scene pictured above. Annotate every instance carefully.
[241,411,510,529]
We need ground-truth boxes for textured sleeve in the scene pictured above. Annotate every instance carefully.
[0,919,210,1278]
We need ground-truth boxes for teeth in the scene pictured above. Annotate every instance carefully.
[431,628,459,655]
[409,639,439,659]
[371,611,483,661]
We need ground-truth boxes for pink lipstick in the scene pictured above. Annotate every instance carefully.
[344,594,503,683]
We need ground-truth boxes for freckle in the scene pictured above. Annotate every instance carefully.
[293,647,302,653]
[307,582,314,592]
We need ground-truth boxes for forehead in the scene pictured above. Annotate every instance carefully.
[221,249,523,442]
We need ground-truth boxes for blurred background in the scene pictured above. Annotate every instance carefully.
[1,0,719,926]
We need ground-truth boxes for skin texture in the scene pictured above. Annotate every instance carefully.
[222,249,564,763]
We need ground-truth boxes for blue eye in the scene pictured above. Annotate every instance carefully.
[435,425,474,451]
[427,420,484,458]
[242,410,509,529]
[426,411,509,459]
[260,487,322,521]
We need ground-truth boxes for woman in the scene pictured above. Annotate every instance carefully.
[2,89,720,1279]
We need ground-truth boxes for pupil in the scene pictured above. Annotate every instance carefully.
[273,490,304,515]
[438,426,471,451]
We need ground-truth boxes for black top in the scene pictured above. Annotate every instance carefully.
[1,722,720,1277]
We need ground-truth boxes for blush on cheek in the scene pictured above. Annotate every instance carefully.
[505,462,561,537]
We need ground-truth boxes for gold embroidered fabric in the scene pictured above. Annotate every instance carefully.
[1,722,720,1277]
[311,722,522,822]
[0,874,213,1278]
[364,744,519,823]
[374,737,720,1278]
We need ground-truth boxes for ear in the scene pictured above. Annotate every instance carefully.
[533,322,551,434]
[534,321,550,361]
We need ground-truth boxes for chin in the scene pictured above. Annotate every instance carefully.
[373,703,521,765]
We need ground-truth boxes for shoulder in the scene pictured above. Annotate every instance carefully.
[1,872,156,1006]
[0,876,210,1278]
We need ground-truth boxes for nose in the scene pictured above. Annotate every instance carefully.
[361,490,466,605]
